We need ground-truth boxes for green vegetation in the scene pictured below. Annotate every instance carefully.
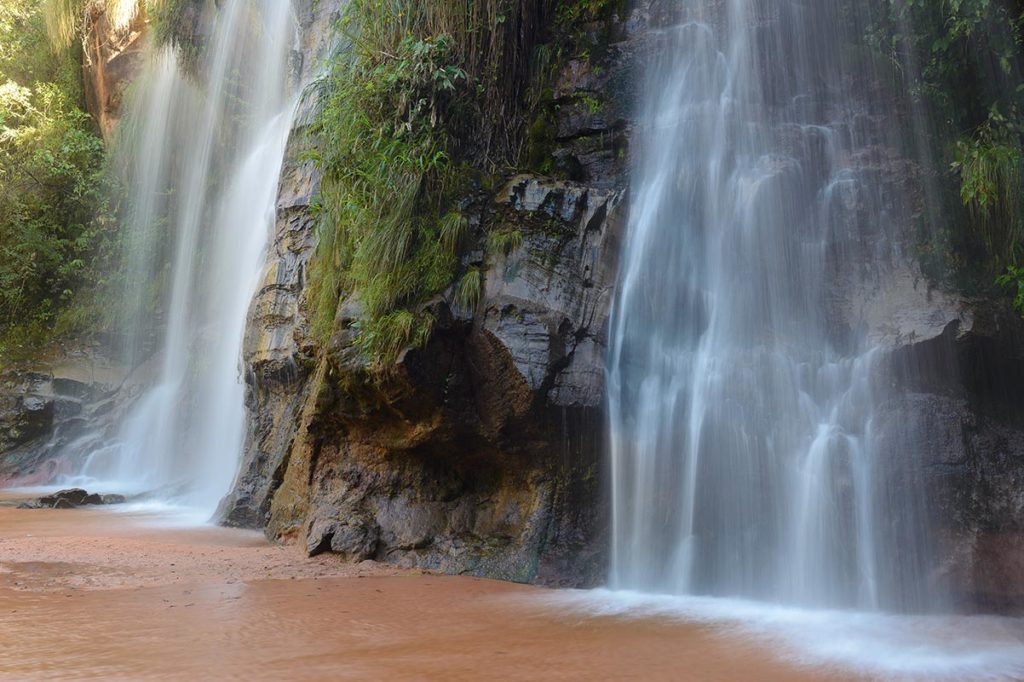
[309,0,550,370]
[42,0,152,49]
[485,227,522,256]
[0,0,118,361]
[308,28,469,365]
[554,0,619,30]
[42,1,194,60]
[872,0,1024,313]
[453,267,482,311]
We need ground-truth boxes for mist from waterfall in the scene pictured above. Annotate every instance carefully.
[71,0,299,517]
[608,1,936,612]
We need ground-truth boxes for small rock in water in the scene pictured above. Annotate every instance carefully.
[18,489,126,509]
[38,488,89,507]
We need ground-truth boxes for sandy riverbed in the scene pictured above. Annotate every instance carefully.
[0,494,863,681]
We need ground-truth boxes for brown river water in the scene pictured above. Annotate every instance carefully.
[0,493,878,680]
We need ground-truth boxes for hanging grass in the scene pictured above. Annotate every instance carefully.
[453,267,483,311]
[486,227,523,256]
[308,0,553,370]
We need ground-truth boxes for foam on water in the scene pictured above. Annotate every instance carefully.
[539,589,1024,681]
[6,481,221,526]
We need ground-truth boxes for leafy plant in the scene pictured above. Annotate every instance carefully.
[308,26,472,367]
[870,0,1024,304]
[953,114,1024,269]
[997,264,1024,314]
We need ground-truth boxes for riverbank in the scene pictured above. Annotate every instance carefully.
[0,495,859,681]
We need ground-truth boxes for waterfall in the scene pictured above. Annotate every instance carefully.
[76,0,300,517]
[608,1,935,611]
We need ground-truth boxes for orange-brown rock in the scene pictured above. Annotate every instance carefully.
[82,4,148,142]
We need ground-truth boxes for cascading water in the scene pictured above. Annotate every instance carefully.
[608,1,935,612]
[76,0,299,516]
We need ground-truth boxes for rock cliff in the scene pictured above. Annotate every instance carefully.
[0,351,129,487]
[220,0,640,586]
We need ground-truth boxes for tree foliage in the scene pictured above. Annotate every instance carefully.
[0,0,116,358]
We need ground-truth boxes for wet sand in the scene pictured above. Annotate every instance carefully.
[0,496,861,681]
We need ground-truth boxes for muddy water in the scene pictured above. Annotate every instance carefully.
[0,497,857,681]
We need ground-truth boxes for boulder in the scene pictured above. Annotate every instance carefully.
[39,488,90,507]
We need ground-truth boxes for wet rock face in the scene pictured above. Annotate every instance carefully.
[225,164,621,584]
[215,0,1024,607]
[0,349,132,489]
[874,312,1024,613]
[217,0,339,530]
[482,175,623,408]
[0,375,55,454]
[0,372,89,486]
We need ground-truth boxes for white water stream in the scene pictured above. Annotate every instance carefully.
[605,2,1024,678]
[70,0,299,518]
[608,0,932,610]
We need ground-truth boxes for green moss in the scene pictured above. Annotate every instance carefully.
[554,0,620,30]
[578,93,602,114]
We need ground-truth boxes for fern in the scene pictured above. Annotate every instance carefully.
[954,116,1024,271]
